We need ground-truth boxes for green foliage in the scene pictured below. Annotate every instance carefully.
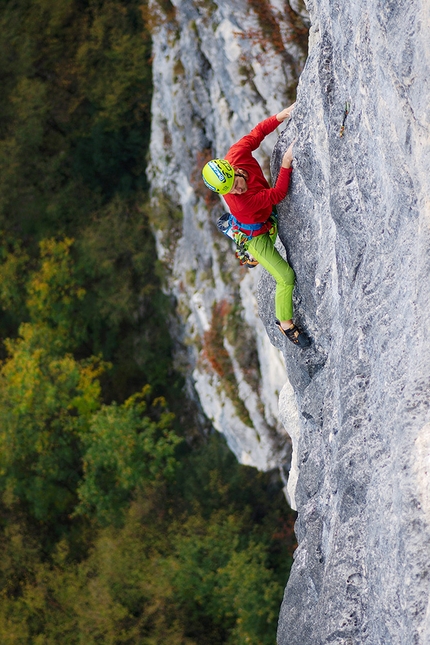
[0,1,297,643]
[0,203,177,402]
[0,216,179,526]
[0,241,30,341]
[77,388,181,524]
[26,238,87,344]
[0,0,152,239]
[0,321,103,522]
[75,198,177,398]
[0,435,295,645]
[0,236,178,529]
[167,512,283,645]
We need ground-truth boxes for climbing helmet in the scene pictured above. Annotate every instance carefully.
[202,159,235,195]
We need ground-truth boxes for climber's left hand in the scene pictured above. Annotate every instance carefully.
[276,103,296,122]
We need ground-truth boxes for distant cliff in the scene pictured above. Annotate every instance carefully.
[147,0,430,643]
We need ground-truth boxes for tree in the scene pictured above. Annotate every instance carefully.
[0,237,179,529]
[0,0,152,239]
[76,387,181,525]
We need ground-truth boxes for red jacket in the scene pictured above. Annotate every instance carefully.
[224,115,292,236]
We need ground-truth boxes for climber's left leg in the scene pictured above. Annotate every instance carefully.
[247,231,311,348]
[247,232,295,322]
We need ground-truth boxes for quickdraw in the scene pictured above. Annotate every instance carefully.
[217,213,262,268]
[339,101,350,137]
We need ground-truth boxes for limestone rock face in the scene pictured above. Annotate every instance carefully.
[148,0,430,641]
[148,0,308,471]
[273,0,430,642]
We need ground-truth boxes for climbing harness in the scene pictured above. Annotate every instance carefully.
[217,212,277,268]
[217,213,258,267]
[339,101,350,137]
[218,212,269,237]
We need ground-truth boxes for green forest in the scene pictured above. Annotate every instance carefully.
[0,1,296,643]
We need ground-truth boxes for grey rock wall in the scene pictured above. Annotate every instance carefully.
[273,0,430,643]
[148,0,308,471]
[147,0,430,641]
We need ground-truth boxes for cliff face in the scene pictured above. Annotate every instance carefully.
[148,0,430,642]
[147,0,309,471]
[273,0,430,643]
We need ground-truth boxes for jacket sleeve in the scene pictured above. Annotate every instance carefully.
[228,115,280,156]
[232,167,292,221]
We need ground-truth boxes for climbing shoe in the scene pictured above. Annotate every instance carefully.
[275,320,311,348]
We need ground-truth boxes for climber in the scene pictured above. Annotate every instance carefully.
[202,104,311,349]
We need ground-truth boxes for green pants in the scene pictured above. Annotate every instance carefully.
[246,225,295,321]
